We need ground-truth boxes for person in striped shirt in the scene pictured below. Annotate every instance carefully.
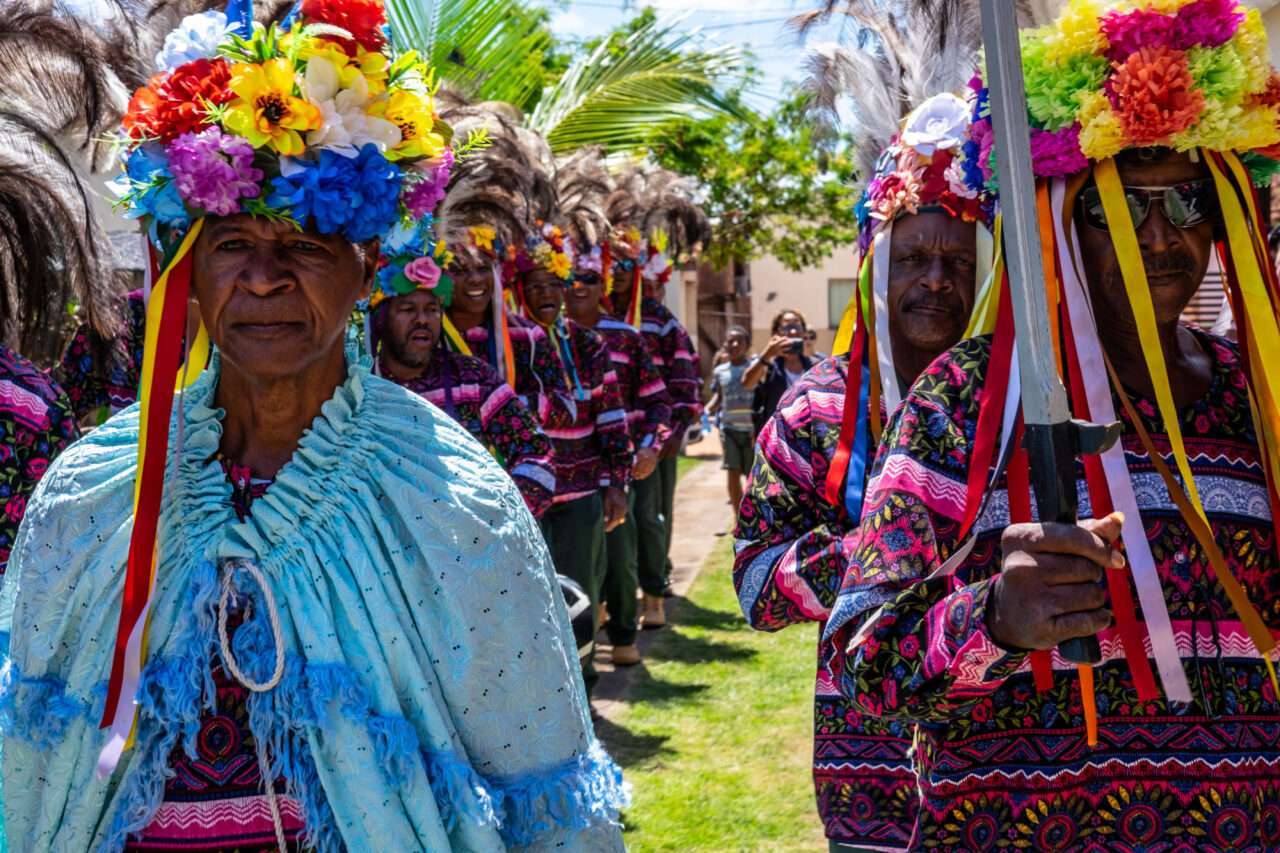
[565,239,673,667]
[518,223,633,696]
[370,271,556,520]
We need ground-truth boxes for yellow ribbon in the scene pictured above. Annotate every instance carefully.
[965,216,1005,338]
[1096,157,1278,691]
[441,313,472,357]
[833,252,871,358]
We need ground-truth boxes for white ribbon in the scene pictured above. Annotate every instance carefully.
[1051,178,1191,703]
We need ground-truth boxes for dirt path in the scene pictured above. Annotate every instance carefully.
[591,443,732,719]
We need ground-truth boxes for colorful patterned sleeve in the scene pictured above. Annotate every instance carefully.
[0,366,79,572]
[588,335,634,491]
[824,340,1029,725]
[664,320,703,448]
[514,323,579,431]
[732,370,852,631]
[478,378,556,520]
[633,335,673,451]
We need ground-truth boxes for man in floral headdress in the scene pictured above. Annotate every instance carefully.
[564,236,673,668]
[824,1,1280,848]
[734,92,996,852]
[369,225,556,519]
[518,222,633,695]
[605,226,702,628]
[0,3,626,849]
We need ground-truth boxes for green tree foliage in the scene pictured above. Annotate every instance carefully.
[651,87,860,271]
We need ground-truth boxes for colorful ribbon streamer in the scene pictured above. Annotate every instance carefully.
[99,219,208,777]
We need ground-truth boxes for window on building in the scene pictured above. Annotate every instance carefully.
[828,278,857,329]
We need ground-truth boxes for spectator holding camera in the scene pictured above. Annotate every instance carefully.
[743,309,814,437]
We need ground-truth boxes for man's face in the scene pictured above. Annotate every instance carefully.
[192,214,373,381]
[887,211,978,359]
[611,261,635,298]
[566,270,604,317]
[1075,149,1214,326]
[382,289,442,370]
[524,270,566,325]
[724,330,748,360]
[447,246,493,316]
[643,277,665,302]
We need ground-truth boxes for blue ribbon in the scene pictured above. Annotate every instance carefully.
[225,0,254,36]
[280,1,303,29]
[842,355,872,521]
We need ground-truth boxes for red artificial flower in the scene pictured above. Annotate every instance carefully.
[300,0,387,54]
[122,58,234,142]
[1107,46,1205,146]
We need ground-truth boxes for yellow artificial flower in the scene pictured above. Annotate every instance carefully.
[1231,103,1280,151]
[650,227,670,254]
[371,90,445,161]
[549,252,572,280]
[225,59,322,156]
[469,225,496,252]
[1040,0,1104,65]
[1078,90,1128,161]
[1230,8,1271,94]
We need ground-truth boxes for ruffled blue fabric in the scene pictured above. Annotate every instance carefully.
[0,349,627,851]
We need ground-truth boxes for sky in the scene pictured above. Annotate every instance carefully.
[538,0,836,109]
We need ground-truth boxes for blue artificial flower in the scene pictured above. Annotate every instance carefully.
[267,145,403,244]
[114,144,190,228]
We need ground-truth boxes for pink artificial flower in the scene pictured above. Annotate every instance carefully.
[404,148,454,219]
[1172,0,1245,50]
[167,127,263,216]
[1100,7,1176,62]
[970,118,995,184]
[1030,125,1088,177]
[405,256,441,287]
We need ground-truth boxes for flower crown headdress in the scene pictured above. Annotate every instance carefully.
[514,222,575,283]
[100,0,455,777]
[950,0,1280,737]
[855,92,997,254]
[963,0,1280,186]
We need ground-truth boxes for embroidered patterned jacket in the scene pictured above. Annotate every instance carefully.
[382,349,556,519]
[594,317,673,452]
[0,345,77,574]
[611,297,701,451]
[57,289,146,421]
[826,331,1280,851]
[734,355,915,849]
[540,319,633,504]
[461,313,578,431]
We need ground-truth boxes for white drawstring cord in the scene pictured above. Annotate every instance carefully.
[218,558,287,852]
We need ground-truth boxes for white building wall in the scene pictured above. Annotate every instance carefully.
[748,247,860,357]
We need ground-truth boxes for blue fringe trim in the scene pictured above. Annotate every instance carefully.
[0,662,89,752]
[485,740,631,848]
[6,562,627,851]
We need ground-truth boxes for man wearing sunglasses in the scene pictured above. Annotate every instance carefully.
[822,2,1280,848]
[565,245,674,667]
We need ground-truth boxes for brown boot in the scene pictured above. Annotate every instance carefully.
[611,643,641,666]
[641,594,666,630]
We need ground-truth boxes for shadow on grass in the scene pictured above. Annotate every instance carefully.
[666,596,749,632]
[594,715,674,768]
[643,626,757,666]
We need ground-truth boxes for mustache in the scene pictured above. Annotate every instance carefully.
[1141,251,1197,276]
[903,293,959,313]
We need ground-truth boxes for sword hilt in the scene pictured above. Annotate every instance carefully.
[1023,419,1122,665]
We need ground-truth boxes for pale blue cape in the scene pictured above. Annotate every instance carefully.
[0,348,627,851]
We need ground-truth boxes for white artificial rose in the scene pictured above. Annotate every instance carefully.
[304,59,402,155]
[899,93,971,156]
[155,11,232,71]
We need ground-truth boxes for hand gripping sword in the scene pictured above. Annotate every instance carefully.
[979,0,1120,665]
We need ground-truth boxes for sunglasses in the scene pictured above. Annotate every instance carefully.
[1077,180,1217,231]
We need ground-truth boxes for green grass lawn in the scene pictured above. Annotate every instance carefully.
[676,453,704,483]
[598,538,827,852]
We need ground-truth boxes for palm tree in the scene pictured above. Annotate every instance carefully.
[386,0,750,156]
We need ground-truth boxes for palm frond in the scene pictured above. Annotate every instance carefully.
[529,16,749,156]
[387,0,552,109]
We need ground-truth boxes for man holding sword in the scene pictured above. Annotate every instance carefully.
[826,0,1280,848]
